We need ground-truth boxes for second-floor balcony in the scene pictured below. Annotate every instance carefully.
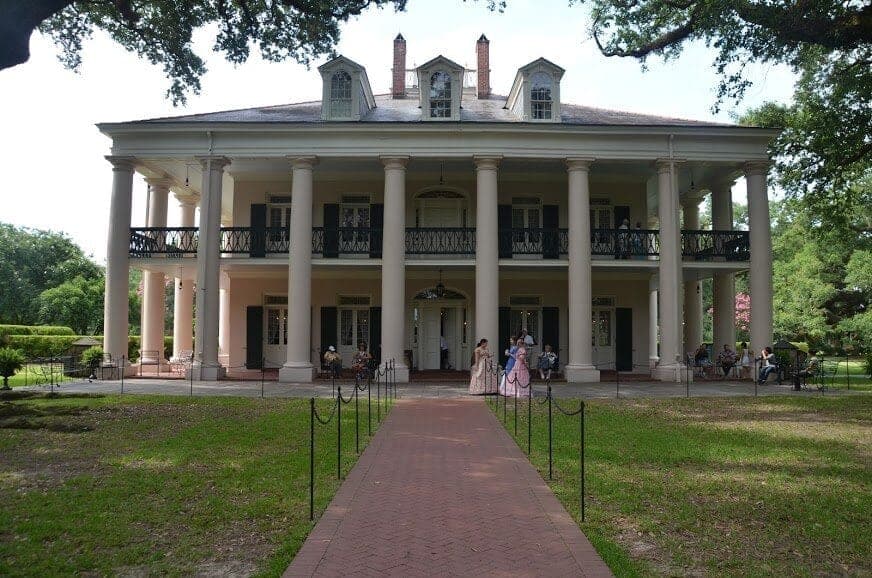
[129,227,750,262]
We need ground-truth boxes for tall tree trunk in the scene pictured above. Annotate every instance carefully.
[0,0,73,70]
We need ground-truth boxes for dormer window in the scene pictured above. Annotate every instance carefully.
[318,55,375,121]
[330,71,353,118]
[507,58,564,123]
[416,55,464,121]
[530,73,552,120]
[429,71,452,118]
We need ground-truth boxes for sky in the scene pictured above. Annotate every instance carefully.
[0,0,795,264]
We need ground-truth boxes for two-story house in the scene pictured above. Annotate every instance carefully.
[98,34,777,383]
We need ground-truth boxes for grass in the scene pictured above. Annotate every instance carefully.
[489,394,872,577]
[4,363,81,388]
[820,359,872,391]
[0,389,391,576]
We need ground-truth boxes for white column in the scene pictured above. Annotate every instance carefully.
[682,198,703,354]
[565,158,599,382]
[474,156,501,351]
[746,162,773,352]
[649,276,659,368]
[103,156,135,376]
[172,195,197,359]
[218,271,230,361]
[653,160,687,382]
[140,178,170,366]
[280,156,317,383]
[380,156,410,382]
[711,182,736,351]
[191,156,230,380]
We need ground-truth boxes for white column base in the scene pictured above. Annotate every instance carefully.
[279,364,316,383]
[383,364,409,384]
[649,357,660,370]
[99,365,137,380]
[186,364,226,381]
[564,364,601,383]
[653,363,691,383]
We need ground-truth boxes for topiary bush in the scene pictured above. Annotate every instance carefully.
[81,346,104,369]
[0,347,25,389]
[0,325,76,337]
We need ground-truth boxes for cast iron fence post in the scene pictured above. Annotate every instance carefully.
[580,399,586,523]
[548,384,553,480]
[309,397,315,520]
[355,381,360,454]
[527,379,532,456]
[367,373,372,436]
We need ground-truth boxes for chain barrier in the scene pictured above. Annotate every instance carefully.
[308,358,396,521]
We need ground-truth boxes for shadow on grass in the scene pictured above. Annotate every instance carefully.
[0,392,107,432]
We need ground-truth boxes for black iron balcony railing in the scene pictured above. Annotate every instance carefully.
[591,228,661,258]
[682,230,750,261]
[406,227,476,255]
[128,226,749,261]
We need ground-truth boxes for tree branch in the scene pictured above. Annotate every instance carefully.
[0,0,73,70]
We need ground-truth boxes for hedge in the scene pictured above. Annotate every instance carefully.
[0,325,75,337]
[6,335,174,361]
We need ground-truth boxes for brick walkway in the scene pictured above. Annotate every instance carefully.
[285,398,612,577]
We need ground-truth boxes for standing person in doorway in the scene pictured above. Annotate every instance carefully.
[520,328,536,368]
[469,339,495,395]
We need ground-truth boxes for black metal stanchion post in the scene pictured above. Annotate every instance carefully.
[503,383,507,423]
[514,386,518,437]
[309,397,315,521]
[336,388,342,480]
[548,384,553,480]
[580,399,586,523]
[615,365,620,399]
[376,370,381,423]
[527,382,532,456]
[355,381,360,454]
[686,362,690,398]
[367,374,372,436]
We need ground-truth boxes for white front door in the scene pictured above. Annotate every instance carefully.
[592,308,615,369]
[264,306,288,366]
[421,307,442,369]
[338,308,370,362]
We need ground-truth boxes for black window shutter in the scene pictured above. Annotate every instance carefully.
[245,306,263,369]
[320,307,338,362]
[498,204,513,259]
[615,307,633,371]
[369,204,384,258]
[498,306,511,366]
[369,307,382,364]
[543,205,559,259]
[323,204,339,258]
[542,306,559,363]
[250,204,266,258]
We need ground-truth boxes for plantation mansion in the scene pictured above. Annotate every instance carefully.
[99,34,776,383]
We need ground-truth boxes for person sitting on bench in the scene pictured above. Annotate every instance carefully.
[757,347,777,384]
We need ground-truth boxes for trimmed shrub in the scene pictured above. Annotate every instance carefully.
[5,335,79,358]
[81,346,104,368]
[0,347,25,388]
[0,325,75,337]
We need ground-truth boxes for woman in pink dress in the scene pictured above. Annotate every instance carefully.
[469,339,496,395]
[503,339,530,397]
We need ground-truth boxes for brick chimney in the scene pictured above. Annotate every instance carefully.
[392,33,406,98]
[476,34,490,99]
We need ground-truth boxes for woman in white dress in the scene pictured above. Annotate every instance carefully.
[739,341,752,379]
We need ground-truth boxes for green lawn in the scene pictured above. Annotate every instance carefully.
[4,363,81,387]
[491,394,872,577]
[0,391,389,576]
[821,359,872,391]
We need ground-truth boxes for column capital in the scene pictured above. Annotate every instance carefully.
[195,156,231,170]
[105,155,137,171]
[379,155,409,169]
[743,161,771,176]
[473,155,502,170]
[565,157,595,171]
[654,158,685,173]
[145,176,174,190]
[287,156,318,170]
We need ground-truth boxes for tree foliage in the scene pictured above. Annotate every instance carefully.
[37,275,105,335]
[1,0,410,104]
[0,223,102,326]
[575,0,871,230]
